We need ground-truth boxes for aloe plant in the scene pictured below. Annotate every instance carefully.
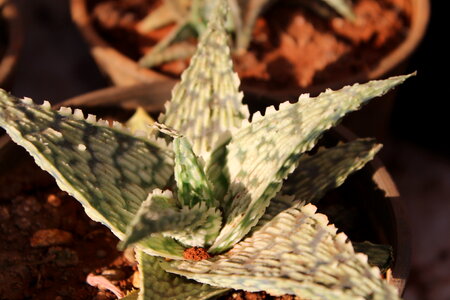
[138,0,355,68]
[0,1,413,299]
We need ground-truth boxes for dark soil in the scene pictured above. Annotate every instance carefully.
[0,160,136,300]
[89,0,411,91]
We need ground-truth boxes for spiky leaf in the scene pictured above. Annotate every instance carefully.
[282,138,382,205]
[0,91,173,238]
[136,250,229,300]
[165,204,400,299]
[254,140,381,232]
[173,136,216,208]
[121,189,221,249]
[209,74,413,253]
[159,0,249,157]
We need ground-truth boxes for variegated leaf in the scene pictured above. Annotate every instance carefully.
[120,189,187,248]
[282,139,382,205]
[174,136,216,208]
[139,235,186,260]
[136,250,229,300]
[209,73,413,253]
[173,136,223,246]
[121,189,221,249]
[0,90,173,239]
[159,0,249,157]
[165,204,400,299]
[254,140,381,233]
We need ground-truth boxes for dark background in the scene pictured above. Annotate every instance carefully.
[6,0,450,299]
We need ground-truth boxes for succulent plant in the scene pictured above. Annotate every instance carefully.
[0,1,413,299]
[138,0,355,68]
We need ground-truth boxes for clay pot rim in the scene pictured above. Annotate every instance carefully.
[70,0,429,100]
[59,82,410,294]
[0,0,23,87]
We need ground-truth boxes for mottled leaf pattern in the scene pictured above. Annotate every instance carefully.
[172,136,223,246]
[174,136,216,208]
[121,189,221,249]
[136,250,229,300]
[0,91,173,239]
[252,140,381,233]
[209,74,412,253]
[159,0,248,157]
[282,139,382,205]
[166,204,400,299]
[120,189,186,248]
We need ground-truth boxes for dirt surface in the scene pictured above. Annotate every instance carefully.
[90,0,411,91]
[0,161,135,300]
[183,247,211,261]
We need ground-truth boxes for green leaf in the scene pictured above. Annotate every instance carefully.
[121,189,221,249]
[252,139,381,233]
[282,139,382,205]
[209,73,414,254]
[174,136,216,208]
[120,189,188,248]
[0,91,173,239]
[136,250,229,300]
[353,241,393,273]
[159,0,249,157]
[165,204,400,299]
[138,235,186,260]
[139,42,197,69]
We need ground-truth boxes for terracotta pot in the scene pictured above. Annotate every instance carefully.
[70,0,429,92]
[0,0,23,89]
[0,82,411,294]
[70,0,429,140]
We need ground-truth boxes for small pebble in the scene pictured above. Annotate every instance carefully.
[47,194,62,207]
[0,206,10,221]
[30,229,73,247]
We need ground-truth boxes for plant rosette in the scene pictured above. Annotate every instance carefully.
[1,1,413,299]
